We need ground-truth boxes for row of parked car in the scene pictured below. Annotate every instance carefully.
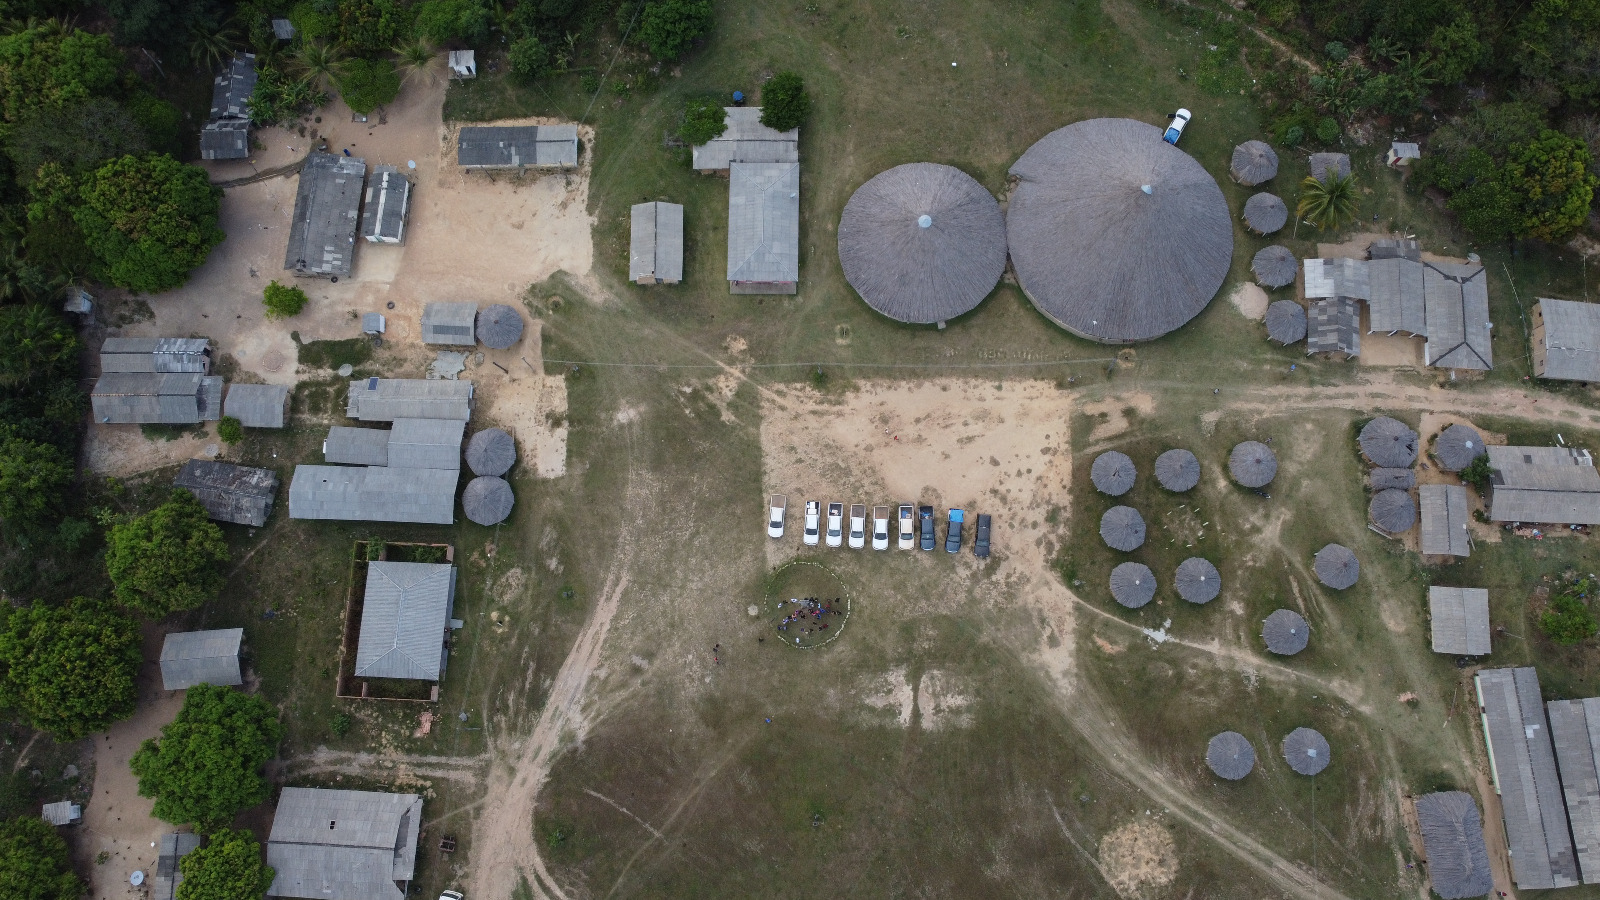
[766,496,990,557]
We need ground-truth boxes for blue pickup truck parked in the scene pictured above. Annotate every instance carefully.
[945,508,965,553]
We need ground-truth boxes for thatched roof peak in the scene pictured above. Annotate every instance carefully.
[1175,557,1221,604]
[1242,192,1287,234]
[1360,416,1419,467]
[1263,608,1309,655]
[1314,543,1359,589]
[1155,448,1200,492]
[1091,451,1137,496]
[1229,441,1278,487]
[1282,727,1331,775]
[1110,561,1156,608]
[1231,140,1279,186]
[1252,245,1296,289]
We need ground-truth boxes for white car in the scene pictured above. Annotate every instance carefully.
[897,505,915,550]
[767,494,787,539]
[825,502,844,548]
[848,504,867,549]
[1163,107,1191,145]
[872,506,890,550]
[440,892,464,900]
[803,500,821,546]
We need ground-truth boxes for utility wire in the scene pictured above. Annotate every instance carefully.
[541,357,1119,370]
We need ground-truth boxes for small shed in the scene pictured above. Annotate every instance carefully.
[41,801,81,826]
[463,475,514,526]
[629,201,684,285]
[1429,586,1490,655]
[159,628,244,690]
[1306,297,1361,356]
[362,312,386,334]
[1242,192,1288,234]
[1109,562,1156,609]
[1314,543,1359,589]
[1308,152,1351,184]
[727,161,800,294]
[1099,506,1146,552]
[1265,300,1308,344]
[223,383,290,429]
[361,166,409,244]
[1369,488,1417,533]
[1434,424,1486,472]
[1090,451,1136,496]
[1386,142,1421,168]
[1228,441,1277,488]
[475,304,524,350]
[1420,483,1471,557]
[200,119,250,160]
[465,428,515,477]
[1206,731,1255,780]
[174,460,279,527]
[152,832,203,900]
[457,125,578,169]
[356,562,456,681]
[448,49,476,78]
[1154,449,1200,492]
[1360,416,1419,467]
[284,153,365,278]
[1415,792,1493,900]
[271,18,296,40]
[1533,298,1600,383]
[1174,557,1220,604]
[1282,727,1331,775]
[1262,609,1309,655]
[1252,245,1296,289]
[1230,140,1279,186]
[421,302,477,346]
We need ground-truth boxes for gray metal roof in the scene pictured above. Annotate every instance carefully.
[1262,609,1309,654]
[1265,299,1307,344]
[386,418,464,471]
[1282,727,1330,775]
[1434,424,1486,472]
[1175,557,1220,604]
[159,628,244,690]
[1369,468,1416,490]
[174,459,279,527]
[1420,483,1472,556]
[838,163,1007,324]
[1415,792,1494,899]
[475,304,524,350]
[1090,451,1136,496]
[101,337,212,373]
[1006,118,1232,343]
[1230,140,1279,185]
[1313,543,1359,589]
[347,378,472,422]
[1535,298,1600,382]
[465,428,515,477]
[462,475,514,526]
[288,465,457,524]
[1546,698,1600,884]
[355,562,455,681]
[1099,506,1146,551]
[152,832,202,900]
[1368,485,1416,533]
[1308,152,1350,183]
[727,161,800,286]
[1367,257,1427,335]
[1242,192,1287,234]
[1109,561,1155,608]
[209,54,257,119]
[324,427,390,466]
[1428,586,1490,655]
[1306,297,1361,355]
[1369,238,1421,261]
[91,373,222,424]
[691,107,798,170]
[630,202,684,283]
[1228,441,1277,487]
[285,153,365,277]
[201,118,250,160]
[1302,258,1370,300]
[272,18,295,39]
[1155,448,1200,492]
[421,302,476,346]
[1475,667,1580,889]
[1360,416,1419,467]
[1424,261,1492,370]
[266,787,421,900]
[41,801,80,825]
[1487,445,1600,524]
[1252,245,1296,289]
[360,166,409,244]
[224,383,289,428]
[1207,731,1256,779]
[457,125,578,168]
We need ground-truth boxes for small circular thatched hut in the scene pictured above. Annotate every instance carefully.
[1252,245,1296,289]
[838,163,1008,323]
[465,427,516,477]
[1282,727,1331,775]
[1110,562,1156,608]
[1242,193,1288,235]
[1264,300,1307,344]
[1262,609,1310,655]
[476,304,525,350]
[1100,506,1147,551]
[1369,488,1417,533]
[1091,451,1137,496]
[1229,441,1278,487]
[1207,731,1256,780]
[1230,140,1279,186]
[1175,557,1221,604]
[1359,416,1419,467]
[1435,424,1487,472]
[1314,543,1359,589]
[1155,448,1200,492]
[463,475,514,526]
[1308,152,1351,184]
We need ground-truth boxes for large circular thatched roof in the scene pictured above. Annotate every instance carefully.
[1091,451,1137,496]
[1155,448,1200,492]
[838,163,1007,324]
[1282,727,1331,775]
[1369,488,1417,533]
[463,475,514,526]
[1229,441,1278,487]
[1175,557,1221,604]
[1231,140,1279,186]
[1006,118,1233,343]
[1263,609,1310,655]
[1360,416,1419,467]
[1265,300,1307,344]
[1252,245,1296,289]
[1207,731,1256,779]
[1242,192,1288,234]
[465,427,516,477]
[1314,543,1359,589]
[1110,561,1156,608]
[476,304,525,350]
[1435,424,1486,472]
[1100,506,1146,551]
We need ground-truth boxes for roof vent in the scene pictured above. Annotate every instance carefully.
[328,820,336,829]
[1141,184,1153,195]
[917,214,932,228]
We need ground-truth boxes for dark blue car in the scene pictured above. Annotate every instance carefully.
[918,505,935,550]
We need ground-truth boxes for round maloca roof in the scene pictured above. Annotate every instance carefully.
[1091,450,1137,496]
[1264,299,1307,344]
[1252,245,1297,289]
[1369,488,1417,533]
[1207,731,1256,779]
[465,427,516,477]
[1435,423,1487,472]
[1282,727,1331,775]
[838,163,1008,324]
[1155,448,1200,492]
[1229,441,1278,487]
[1314,543,1360,589]
[462,475,514,526]
[1175,557,1221,604]
[1006,118,1233,343]
[1359,416,1419,467]
[1230,140,1279,186]
[476,304,525,350]
[1110,561,1156,608]
[1242,192,1288,234]
[1100,505,1147,551]
[1262,608,1310,655]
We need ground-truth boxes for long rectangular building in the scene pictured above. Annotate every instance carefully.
[100,337,212,374]
[1533,297,1600,383]
[288,465,456,525]
[1420,483,1471,556]
[727,161,799,295]
[1547,697,1600,882]
[1424,261,1493,370]
[174,459,279,526]
[691,107,798,173]
[1487,445,1600,525]
[91,373,223,425]
[457,125,578,169]
[1476,667,1580,888]
[346,378,472,422]
[285,153,366,278]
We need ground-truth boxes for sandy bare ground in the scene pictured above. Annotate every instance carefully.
[1228,282,1269,321]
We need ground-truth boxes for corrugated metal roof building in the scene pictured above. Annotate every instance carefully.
[727,161,799,294]
[159,628,244,690]
[361,166,409,244]
[355,562,456,681]
[324,426,391,466]
[1428,586,1490,655]
[1415,792,1494,899]
[1533,297,1600,383]
[1424,261,1492,370]
[346,378,472,422]
[1306,297,1360,356]
[150,832,202,900]
[40,801,80,825]
[266,788,421,900]
[385,418,464,470]
[91,373,223,424]
[1487,445,1600,525]
[287,465,457,524]
[691,107,799,172]
[285,153,366,278]
[1367,257,1426,335]
[209,54,257,119]
[630,201,684,284]
[421,302,476,346]
[1302,258,1370,300]
[174,459,279,527]
[1420,483,1471,556]
[1475,667,1580,889]
[100,337,212,374]
[457,125,578,168]
[223,383,289,428]
[1546,697,1600,882]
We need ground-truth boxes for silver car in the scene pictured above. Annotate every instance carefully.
[826,502,844,548]
[803,500,821,546]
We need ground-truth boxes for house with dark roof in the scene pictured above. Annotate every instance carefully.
[1414,792,1493,899]
[151,833,202,900]
[201,54,256,160]
[91,373,223,425]
[1366,257,1426,335]
[421,302,476,346]
[287,466,457,525]
[265,788,421,900]
[159,628,244,690]
[1486,445,1600,525]
[1476,667,1580,889]
[1428,586,1489,655]
[727,162,799,294]
[285,153,366,278]
[630,201,684,285]
[1305,297,1360,356]
[1533,297,1600,383]
[346,378,472,422]
[361,166,409,244]
[355,561,456,682]
[223,383,289,428]
[1419,483,1471,557]
[1546,697,1600,882]
[457,125,578,169]
[1424,261,1492,370]
[691,107,798,173]
[100,337,212,374]
[174,459,279,526]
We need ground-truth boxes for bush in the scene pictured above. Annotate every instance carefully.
[508,35,549,80]
[336,58,401,115]
[760,71,810,132]
[633,0,713,62]
[412,0,492,45]
[175,828,274,900]
[1315,116,1341,143]
[1282,125,1305,147]
[678,97,727,145]
[1324,40,1348,61]
[1541,583,1599,646]
[330,712,352,736]
[105,489,230,618]
[131,684,283,830]
[261,280,308,319]
[216,416,243,444]
[1458,454,1492,488]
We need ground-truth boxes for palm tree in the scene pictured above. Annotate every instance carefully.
[393,39,438,85]
[294,40,345,91]
[189,22,239,74]
[1296,173,1358,231]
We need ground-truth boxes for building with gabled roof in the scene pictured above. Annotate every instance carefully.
[1424,261,1492,370]
[630,201,684,284]
[223,383,289,428]
[346,378,472,422]
[1414,792,1493,899]
[361,166,409,244]
[91,373,223,425]
[201,118,250,161]
[1303,257,1370,300]
[1305,297,1360,356]
[1546,697,1600,883]
[266,788,422,900]
[1366,257,1426,335]
[355,561,456,681]
[100,337,212,374]
[1533,297,1600,383]
[324,426,391,466]
[421,302,476,346]
[285,153,365,278]
[200,53,256,160]
[1428,587,1489,655]
[457,125,578,169]
[174,459,279,526]
[448,49,475,78]
[384,418,464,471]
[287,466,456,525]
[159,628,244,690]
[41,801,80,826]
[1419,483,1471,556]
[1486,445,1600,525]
[691,107,799,173]
[151,832,202,900]
[727,162,799,294]
[1475,667,1579,889]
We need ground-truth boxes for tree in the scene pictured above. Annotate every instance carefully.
[336,58,401,115]
[337,0,409,55]
[175,829,275,900]
[0,304,79,387]
[1457,453,1492,488]
[0,24,123,126]
[0,816,82,900]
[131,685,283,831]
[633,0,713,62]
[1502,130,1598,243]
[249,68,326,127]
[0,598,141,741]
[261,280,308,319]
[294,41,345,91]
[1540,582,1599,646]
[103,0,228,65]
[759,71,810,132]
[393,39,438,85]
[216,416,243,444]
[413,0,493,45]
[678,97,727,145]
[0,436,71,532]
[74,154,224,294]
[106,490,230,619]
[508,35,550,80]
[5,98,149,186]
[1296,173,1358,230]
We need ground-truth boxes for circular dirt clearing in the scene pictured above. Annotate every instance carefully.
[765,561,852,649]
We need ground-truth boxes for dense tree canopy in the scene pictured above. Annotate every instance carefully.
[74,153,224,293]
[679,97,727,145]
[176,829,275,900]
[0,598,141,740]
[413,0,493,45]
[633,0,714,62]
[760,72,811,132]
[0,436,71,533]
[131,685,283,831]
[0,24,122,126]
[106,489,230,618]
[336,57,401,115]
[0,816,81,900]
